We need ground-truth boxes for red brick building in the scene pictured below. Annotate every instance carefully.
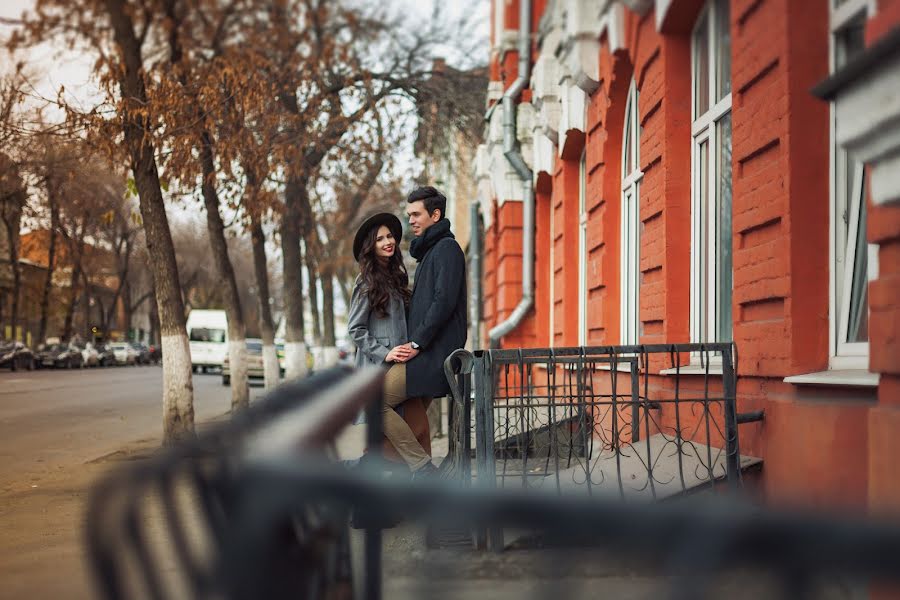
[475,0,900,512]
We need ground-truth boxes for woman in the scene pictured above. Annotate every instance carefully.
[347,213,435,474]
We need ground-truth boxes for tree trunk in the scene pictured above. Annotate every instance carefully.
[62,262,80,342]
[337,271,352,310]
[123,279,133,337]
[38,201,59,344]
[149,297,159,346]
[305,241,321,344]
[280,176,308,379]
[199,134,248,410]
[81,270,91,340]
[104,236,132,337]
[105,0,194,443]
[321,263,336,347]
[3,217,20,342]
[250,209,279,390]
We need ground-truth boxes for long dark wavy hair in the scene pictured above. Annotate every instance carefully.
[358,225,411,317]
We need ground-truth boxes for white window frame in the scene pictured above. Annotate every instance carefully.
[828,0,876,370]
[621,78,642,345]
[578,147,588,346]
[690,0,733,353]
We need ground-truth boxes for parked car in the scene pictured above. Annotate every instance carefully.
[131,342,151,365]
[79,342,100,367]
[95,343,116,367]
[222,339,265,385]
[0,340,35,371]
[36,343,84,369]
[109,342,139,365]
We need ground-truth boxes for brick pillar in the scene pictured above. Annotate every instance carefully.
[868,202,900,518]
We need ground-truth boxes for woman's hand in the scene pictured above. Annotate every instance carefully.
[385,345,411,363]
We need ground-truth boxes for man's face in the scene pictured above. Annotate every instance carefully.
[406,200,440,237]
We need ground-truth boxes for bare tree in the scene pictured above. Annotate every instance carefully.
[0,154,26,340]
[12,0,196,441]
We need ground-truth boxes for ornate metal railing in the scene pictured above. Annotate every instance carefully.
[444,343,768,550]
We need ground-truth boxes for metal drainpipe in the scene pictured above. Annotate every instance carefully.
[469,201,483,348]
[488,0,533,349]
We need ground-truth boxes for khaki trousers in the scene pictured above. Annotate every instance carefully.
[383,363,432,471]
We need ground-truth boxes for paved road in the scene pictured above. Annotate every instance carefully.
[0,366,268,600]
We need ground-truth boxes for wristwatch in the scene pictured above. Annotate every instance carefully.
[410,342,420,350]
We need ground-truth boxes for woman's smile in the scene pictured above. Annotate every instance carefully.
[374,225,397,258]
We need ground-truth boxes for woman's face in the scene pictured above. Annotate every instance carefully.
[373,225,396,259]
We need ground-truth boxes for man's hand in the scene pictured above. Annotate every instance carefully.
[398,342,420,360]
[385,345,411,363]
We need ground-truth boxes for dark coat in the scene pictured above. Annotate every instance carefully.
[405,220,467,398]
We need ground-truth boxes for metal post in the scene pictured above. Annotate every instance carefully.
[722,346,740,490]
[460,370,472,488]
[630,358,640,444]
[473,353,488,549]
[364,377,383,600]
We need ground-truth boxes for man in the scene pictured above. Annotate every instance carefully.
[391,186,467,479]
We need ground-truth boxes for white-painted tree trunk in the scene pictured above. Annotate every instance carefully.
[161,333,195,439]
[318,346,340,369]
[284,341,308,380]
[228,339,248,409]
[262,343,280,390]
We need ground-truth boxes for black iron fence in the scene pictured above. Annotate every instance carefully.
[443,343,767,551]
[86,360,900,600]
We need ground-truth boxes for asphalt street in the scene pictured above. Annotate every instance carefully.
[0,366,268,599]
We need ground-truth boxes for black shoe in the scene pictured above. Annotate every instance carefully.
[411,461,439,482]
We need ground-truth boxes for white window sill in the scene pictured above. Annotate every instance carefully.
[658,364,724,376]
[784,369,879,387]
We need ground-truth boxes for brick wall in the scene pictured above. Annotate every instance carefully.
[480,0,893,511]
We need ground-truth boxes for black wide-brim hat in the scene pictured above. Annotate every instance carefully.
[353,212,403,262]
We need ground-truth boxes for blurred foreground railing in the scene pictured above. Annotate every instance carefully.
[86,362,900,600]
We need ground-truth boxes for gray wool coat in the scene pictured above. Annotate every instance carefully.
[347,275,409,369]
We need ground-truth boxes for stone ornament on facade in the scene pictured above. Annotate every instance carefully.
[531,22,564,145]
[557,79,588,156]
[530,0,627,160]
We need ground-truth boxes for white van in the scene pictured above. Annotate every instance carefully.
[186,309,228,373]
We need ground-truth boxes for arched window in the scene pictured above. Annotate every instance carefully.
[621,79,641,345]
[691,0,732,345]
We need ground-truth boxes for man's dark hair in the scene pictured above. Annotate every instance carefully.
[407,186,447,221]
